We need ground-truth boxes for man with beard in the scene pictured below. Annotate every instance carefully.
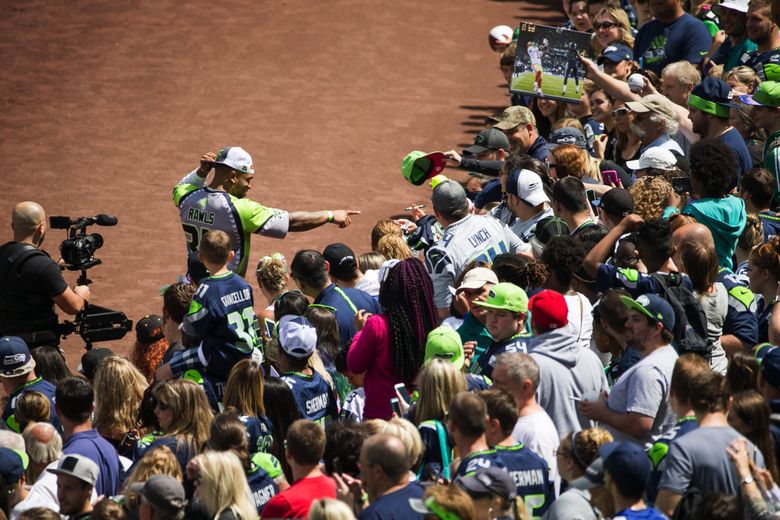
[741,0,780,81]
[174,148,359,277]
[579,294,679,444]
[624,95,684,155]
[712,0,757,72]
[687,77,752,184]
[740,81,780,192]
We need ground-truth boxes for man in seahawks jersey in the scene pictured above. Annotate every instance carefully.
[174,148,359,277]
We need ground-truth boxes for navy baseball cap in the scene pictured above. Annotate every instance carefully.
[0,337,34,378]
[455,467,517,501]
[463,128,511,156]
[598,43,633,64]
[599,442,651,488]
[570,457,605,490]
[756,343,780,388]
[688,77,736,118]
[0,448,27,484]
[547,127,587,150]
[594,188,634,217]
[619,293,675,332]
[473,178,503,209]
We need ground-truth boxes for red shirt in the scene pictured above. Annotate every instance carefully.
[261,474,337,519]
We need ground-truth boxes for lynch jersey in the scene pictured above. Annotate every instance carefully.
[182,272,259,376]
[425,215,527,309]
[497,444,554,518]
[281,370,338,425]
[173,170,290,276]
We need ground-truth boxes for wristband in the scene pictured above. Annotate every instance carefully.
[326,210,334,223]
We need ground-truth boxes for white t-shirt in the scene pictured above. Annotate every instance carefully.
[513,409,561,495]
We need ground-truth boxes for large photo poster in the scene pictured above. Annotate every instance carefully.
[510,23,592,103]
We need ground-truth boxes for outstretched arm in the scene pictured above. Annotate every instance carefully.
[288,210,361,232]
[583,214,644,277]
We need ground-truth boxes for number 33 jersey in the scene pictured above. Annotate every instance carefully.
[183,272,259,366]
[174,170,289,277]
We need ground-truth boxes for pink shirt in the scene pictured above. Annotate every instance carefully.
[347,314,403,419]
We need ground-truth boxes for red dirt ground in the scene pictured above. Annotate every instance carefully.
[0,0,564,367]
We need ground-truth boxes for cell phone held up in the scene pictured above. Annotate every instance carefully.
[671,176,692,195]
[390,397,403,416]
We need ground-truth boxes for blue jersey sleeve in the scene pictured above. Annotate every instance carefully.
[719,274,759,346]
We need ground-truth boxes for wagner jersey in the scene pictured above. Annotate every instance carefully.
[281,370,338,426]
[182,272,259,378]
[247,452,282,515]
[173,170,290,276]
[497,444,554,518]
[425,215,528,309]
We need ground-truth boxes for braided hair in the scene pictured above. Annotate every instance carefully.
[379,258,438,382]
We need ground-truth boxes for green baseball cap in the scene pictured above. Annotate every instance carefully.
[401,151,446,186]
[739,81,780,108]
[424,326,465,370]
[474,282,528,313]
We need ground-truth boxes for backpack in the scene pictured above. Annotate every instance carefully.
[651,273,714,358]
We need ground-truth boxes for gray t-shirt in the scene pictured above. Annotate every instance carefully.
[658,426,765,495]
[695,282,728,375]
[606,345,678,444]
[542,488,600,520]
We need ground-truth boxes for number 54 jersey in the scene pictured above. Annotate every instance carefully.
[183,271,260,378]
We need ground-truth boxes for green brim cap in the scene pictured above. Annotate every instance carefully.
[739,81,780,107]
[401,151,446,186]
[620,295,655,321]
[424,326,465,370]
[474,282,528,313]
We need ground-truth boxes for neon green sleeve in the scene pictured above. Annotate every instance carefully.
[173,170,207,207]
[233,197,280,234]
[252,452,283,479]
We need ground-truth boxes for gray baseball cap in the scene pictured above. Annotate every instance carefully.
[47,454,99,487]
[431,180,468,214]
[136,475,186,511]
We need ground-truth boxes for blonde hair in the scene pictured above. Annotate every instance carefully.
[739,214,764,253]
[558,427,614,471]
[309,350,335,390]
[630,176,673,220]
[308,498,356,520]
[551,118,585,134]
[725,66,761,93]
[256,253,288,293]
[376,234,413,261]
[750,235,780,278]
[14,392,50,432]
[122,445,183,505]
[424,484,477,520]
[358,252,386,272]
[371,220,403,251]
[379,418,424,470]
[154,379,213,453]
[197,451,256,520]
[414,359,467,425]
[591,5,635,54]
[93,357,148,439]
[362,419,388,436]
[224,359,266,416]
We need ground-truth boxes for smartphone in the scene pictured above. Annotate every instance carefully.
[263,319,275,339]
[394,383,412,404]
[586,189,596,204]
[602,170,619,186]
[671,176,692,195]
[390,397,402,416]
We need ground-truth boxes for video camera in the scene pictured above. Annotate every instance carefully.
[49,214,132,349]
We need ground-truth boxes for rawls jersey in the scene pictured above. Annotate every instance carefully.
[183,272,260,375]
[497,444,554,519]
[281,370,338,426]
[173,170,289,276]
[425,215,527,309]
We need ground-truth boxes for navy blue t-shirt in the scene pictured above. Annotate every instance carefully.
[607,347,642,387]
[719,127,752,186]
[247,452,282,515]
[455,448,506,477]
[241,414,274,454]
[716,269,758,348]
[131,435,193,478]
[314,284,380,346]
[471,334,532,379]
[497,444,554,518]
[281,370,338,425]
[63,429,121,497]
[634,14,711,74]
[2,376,58,432]
[358,482,425,520]
[760,211,780,241]
[418,420,450,482]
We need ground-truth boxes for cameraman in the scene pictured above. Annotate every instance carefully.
[0,202,90,346]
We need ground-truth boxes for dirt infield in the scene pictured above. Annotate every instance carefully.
[0,0,563,366]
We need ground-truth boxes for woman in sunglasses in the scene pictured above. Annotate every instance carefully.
[590,6,635,55]
[609,100,642,173]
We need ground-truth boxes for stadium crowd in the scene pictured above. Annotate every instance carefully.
[7,0,780,518]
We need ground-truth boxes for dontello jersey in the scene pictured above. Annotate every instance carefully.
[173,170,289,276]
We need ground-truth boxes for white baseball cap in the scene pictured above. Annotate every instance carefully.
[506,169,549,206]
[714,0,749,14]
[625,147,677,171]
[214,147,254,174]
[456,267,499,293]
[278,315,317,360]
[47,455,99,487]
[489,25,514,41]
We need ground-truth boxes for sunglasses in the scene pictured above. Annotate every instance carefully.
[593,21,618,30]
[156,402,171,411]
[612,108,630,118]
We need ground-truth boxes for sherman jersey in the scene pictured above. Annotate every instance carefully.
[454,448,506,478]
[496,444,554,518]
[182,272,259,376]
[173,170,290,277]
[281,370,338,425]
[425,215,528,309]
